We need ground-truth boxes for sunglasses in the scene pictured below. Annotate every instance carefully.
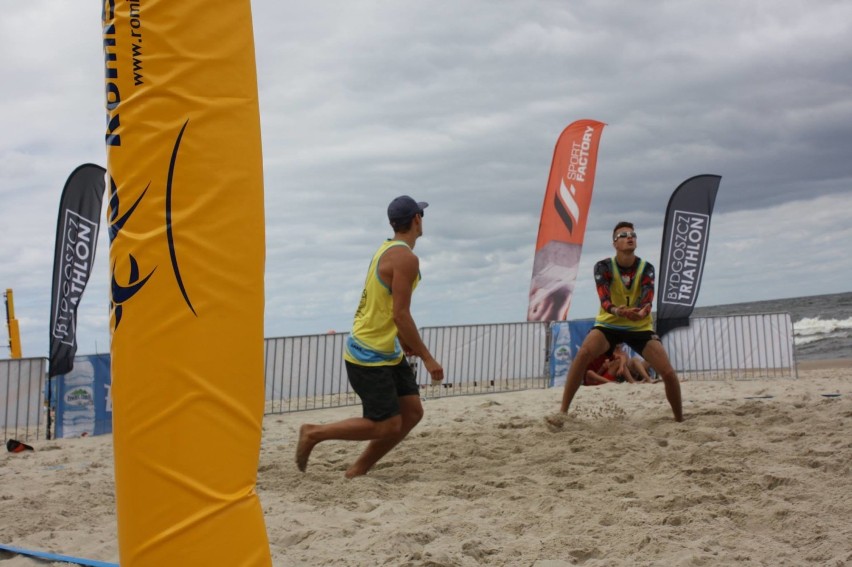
[614,231,637,241]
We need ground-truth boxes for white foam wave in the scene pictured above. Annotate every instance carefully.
[794,331,849,346]
[793,316,852,338]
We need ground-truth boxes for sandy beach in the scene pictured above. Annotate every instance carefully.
[2,365,851,566]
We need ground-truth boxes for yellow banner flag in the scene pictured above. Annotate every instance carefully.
[103,0,270,564]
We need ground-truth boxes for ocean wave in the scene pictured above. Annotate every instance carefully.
[793,316,852,337]
[794,331,849,346]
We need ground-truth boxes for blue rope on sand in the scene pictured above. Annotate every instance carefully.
[0,543,118,567]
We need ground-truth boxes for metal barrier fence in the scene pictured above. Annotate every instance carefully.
[264,332,353,414]
[661,313,797,380]
[1,357,47,443]
[1,314,798,438]
[259,314,798,416]
[414,322,549,392]
[263,321,549,415]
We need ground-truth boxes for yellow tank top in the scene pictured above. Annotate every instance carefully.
[344,240,420,366]
[595,257,653,331]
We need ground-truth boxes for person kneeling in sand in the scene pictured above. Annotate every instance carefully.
[628,355,657,383]
[583,351,617,386]
[296,196,443,478]
[583,344,630,385]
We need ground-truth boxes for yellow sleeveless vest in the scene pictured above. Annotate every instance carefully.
[595,257,653,331]
[344,240,420,366]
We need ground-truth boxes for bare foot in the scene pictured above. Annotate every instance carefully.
[295,424,316,472]
[544,412,568,431]
[344,464,368,479]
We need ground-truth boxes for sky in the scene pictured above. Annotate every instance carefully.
[2,1,852,359]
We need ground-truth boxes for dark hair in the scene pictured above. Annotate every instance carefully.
[613,221,634,238]
[391,216,416,233]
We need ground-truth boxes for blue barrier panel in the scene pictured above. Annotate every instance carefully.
[53,354,112,438]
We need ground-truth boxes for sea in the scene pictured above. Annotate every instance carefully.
[691,291,852,361]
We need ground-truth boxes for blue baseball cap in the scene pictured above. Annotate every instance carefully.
[387,195,428,227]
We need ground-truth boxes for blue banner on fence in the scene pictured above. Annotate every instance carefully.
[53,354,112,438]
[549,320,595,387]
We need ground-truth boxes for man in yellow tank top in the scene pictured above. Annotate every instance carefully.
[554,221,683,421]
[296,196,444,477]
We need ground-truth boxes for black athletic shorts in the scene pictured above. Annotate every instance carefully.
[593,326,660,356]
[345,359,419,422]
